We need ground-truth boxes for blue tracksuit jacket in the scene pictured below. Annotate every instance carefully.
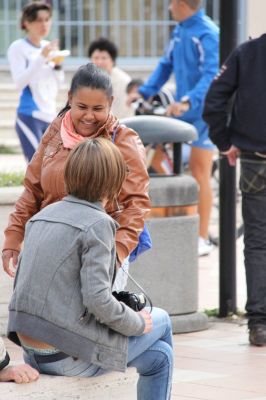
[139,9,219,145]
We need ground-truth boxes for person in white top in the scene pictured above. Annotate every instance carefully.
[88,37,134,119]
[7,1,64,162]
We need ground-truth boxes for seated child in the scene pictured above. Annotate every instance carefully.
[7,138,173,399]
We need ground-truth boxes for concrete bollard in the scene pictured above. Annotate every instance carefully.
[121,116,208,333]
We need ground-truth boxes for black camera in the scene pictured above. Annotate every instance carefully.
[112,291,146,311]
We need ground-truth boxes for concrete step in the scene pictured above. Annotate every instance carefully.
[0,137,20,148]
[0,123,17,144]
[0,99,67,148]
[0,103,66,119]
[0,187,24,206]
[0,120,15,128]
[0,90,68,103]
[0,154,26,172]
[0,106,17,120]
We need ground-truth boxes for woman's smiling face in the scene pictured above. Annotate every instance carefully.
[69,87,113,137]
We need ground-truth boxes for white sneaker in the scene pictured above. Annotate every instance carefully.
[198,237,213,257]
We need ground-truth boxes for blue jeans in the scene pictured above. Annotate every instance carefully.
[23,308,173,400]
[240,154,266,327]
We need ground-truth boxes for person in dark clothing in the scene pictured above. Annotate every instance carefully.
[203,34,266,346]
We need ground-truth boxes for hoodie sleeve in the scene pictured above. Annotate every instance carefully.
[7,41,47,92]
[203,47,240,151]
[185,31,219,111]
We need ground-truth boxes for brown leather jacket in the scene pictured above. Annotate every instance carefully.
[3,116,150,263]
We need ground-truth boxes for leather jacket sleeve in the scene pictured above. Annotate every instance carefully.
[3,128,52,252]
[3,124,151,262]
[106,126,151,263]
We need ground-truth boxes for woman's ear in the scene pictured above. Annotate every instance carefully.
[23,20,30,32]
[68,91,72,107]
[109,96,114,108]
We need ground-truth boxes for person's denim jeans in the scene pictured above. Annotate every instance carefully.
[23,307,173,400]
[240,155,266,327]
[127,307,173,400]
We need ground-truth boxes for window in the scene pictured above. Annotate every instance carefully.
[0,0,219,62]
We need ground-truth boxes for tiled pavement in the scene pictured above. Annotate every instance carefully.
[3,319,266,399]
[1,153,266,399]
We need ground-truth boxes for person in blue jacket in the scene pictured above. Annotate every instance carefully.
[128,0,219,256]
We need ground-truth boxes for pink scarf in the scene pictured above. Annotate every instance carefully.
[60,109,119,149]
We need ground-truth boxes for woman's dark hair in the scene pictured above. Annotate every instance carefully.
[58,63,113,117]
[21,1,52,30]
[88,37,118,62]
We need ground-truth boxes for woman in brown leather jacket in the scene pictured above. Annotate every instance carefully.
[2,63,150,283]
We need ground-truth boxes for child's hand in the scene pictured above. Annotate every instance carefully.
[139,309,153,333]
[2,249,19,278]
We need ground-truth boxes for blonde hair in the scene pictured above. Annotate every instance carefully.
[64,138,127,203]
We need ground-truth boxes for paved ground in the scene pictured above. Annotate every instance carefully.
[1,153,264,400]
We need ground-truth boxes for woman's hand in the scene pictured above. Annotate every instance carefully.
[139,309,153,334]
[2,250,20,278]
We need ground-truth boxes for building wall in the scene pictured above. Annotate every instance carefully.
[0,0,219,65]
[246,0,266,39]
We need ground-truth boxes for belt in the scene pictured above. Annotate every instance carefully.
[33,351,70,364]
[240,151,266,160]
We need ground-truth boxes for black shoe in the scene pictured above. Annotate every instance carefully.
[249,325,266,346]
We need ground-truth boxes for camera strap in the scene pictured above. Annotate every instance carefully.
[121,265,153,313]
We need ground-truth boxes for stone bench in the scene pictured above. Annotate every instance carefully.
[0,186,24,206]
[1,362,138,400]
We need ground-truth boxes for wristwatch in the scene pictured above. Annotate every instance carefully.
[180,96,191,113]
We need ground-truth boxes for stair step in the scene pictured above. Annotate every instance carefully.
[0,137,20,148]
[0,105,66,117]
[0,91,68,100]
[0,120,15,128]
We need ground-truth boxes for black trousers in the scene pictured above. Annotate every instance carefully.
[240,153,266,327]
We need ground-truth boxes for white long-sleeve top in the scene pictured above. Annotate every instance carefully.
[110,67,134,119]
[7,38,64,123]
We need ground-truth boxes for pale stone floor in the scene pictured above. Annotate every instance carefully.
[3,320,266,400]
[1,154,266,399]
